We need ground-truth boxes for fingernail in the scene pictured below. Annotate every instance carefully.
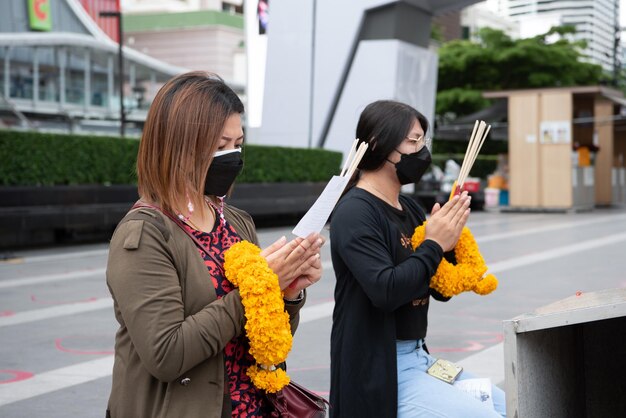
[316,253,321,259]
[317,239,323,246]
[279,236,287,244]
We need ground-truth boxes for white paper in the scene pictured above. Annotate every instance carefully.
[454,378,494,410]
[292,175,350,238]
[540,121,571,144]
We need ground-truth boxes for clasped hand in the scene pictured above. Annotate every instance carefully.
[424,191,471,252]
[260,233,325,300]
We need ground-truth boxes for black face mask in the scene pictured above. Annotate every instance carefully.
[393,146,432,185]
[204,149,243,197]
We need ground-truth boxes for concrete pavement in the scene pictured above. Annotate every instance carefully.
[1,208,626,417]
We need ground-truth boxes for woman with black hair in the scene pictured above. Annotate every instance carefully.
[329,100,505,417]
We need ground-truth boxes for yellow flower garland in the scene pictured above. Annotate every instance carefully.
[223,241,292,393]
[412,224,498,298]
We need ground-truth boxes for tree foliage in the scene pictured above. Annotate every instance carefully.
[437,26,606,117]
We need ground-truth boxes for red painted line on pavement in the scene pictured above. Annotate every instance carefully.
[428,331,504,353]
[430,340,485,353]
[55,336,114,355]
[0,310,15,317]
[0,370,34,384]
[30,295,99,305]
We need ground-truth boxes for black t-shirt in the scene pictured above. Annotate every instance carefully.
[379,197,434,339]
[330,187,445,341]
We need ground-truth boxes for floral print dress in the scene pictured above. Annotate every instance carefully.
[182,219,271,417]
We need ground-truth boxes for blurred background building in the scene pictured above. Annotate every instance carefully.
[495,0,621,73]
[1,0,624,142]
[0,0,186,135]
[460,1,519,40]
[121,0,246,87]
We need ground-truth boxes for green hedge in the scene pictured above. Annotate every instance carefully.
[0,130,139,185]
[0,130,342,186]
[238,146,342,183]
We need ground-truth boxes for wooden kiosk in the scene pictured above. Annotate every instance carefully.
[483,86,626,210]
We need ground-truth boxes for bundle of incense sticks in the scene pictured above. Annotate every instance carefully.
[340,138,368,179]
[448,120,491,201]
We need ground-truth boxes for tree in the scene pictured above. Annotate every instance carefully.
[437,26,606,118]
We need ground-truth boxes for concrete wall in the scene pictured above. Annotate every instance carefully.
[257,0,439,160]
[125,26,243,81]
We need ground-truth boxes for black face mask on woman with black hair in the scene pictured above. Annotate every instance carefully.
[204,148,243,197]
[389,146,432,185]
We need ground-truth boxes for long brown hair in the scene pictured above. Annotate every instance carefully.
[137,71,244,216]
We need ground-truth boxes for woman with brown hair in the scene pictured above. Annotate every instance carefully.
[106,71,324,418]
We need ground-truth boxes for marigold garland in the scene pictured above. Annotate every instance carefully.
[223,240,292,393]
[412,224,498,298]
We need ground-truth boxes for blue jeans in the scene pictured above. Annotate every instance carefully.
[396,340,506,418]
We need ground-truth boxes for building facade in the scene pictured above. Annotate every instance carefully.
[461,1,519,40]
[498,0,620,73]
[0,0,186,134]
[121,0,245,85]
[123,11,245,85]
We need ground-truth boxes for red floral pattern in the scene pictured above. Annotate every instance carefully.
[183,220,270,417]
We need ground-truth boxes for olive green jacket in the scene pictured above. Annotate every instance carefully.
[106,204,305,418]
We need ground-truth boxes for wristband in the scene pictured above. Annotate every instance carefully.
[283,290,304,305]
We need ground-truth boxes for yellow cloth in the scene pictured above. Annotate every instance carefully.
[578,147,591,167]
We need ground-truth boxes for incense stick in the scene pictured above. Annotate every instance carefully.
[341,139,358,177]
[459,121,486,186]
[345,142,368,179]
[455,120,491,191]
[460,121,479,176]
[463,125,491,186]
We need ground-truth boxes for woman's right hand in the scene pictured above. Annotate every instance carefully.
[424,191,471,252]
[260,233,324,291]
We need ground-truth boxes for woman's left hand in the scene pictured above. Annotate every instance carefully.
[283,252,323,300]
[261,233,325,293]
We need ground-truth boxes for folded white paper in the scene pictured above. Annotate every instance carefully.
[454,378,494,410]
[292,175,349,238]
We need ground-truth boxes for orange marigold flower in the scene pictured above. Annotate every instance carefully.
[412,224,498,298]
[224,240,293,391]
[248,366,291,393]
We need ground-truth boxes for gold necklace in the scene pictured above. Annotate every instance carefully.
[185,217,202,231]
[361,179,401,210]
[185,201,215,232]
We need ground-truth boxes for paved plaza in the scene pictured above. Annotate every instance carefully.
[1,208,626,417]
